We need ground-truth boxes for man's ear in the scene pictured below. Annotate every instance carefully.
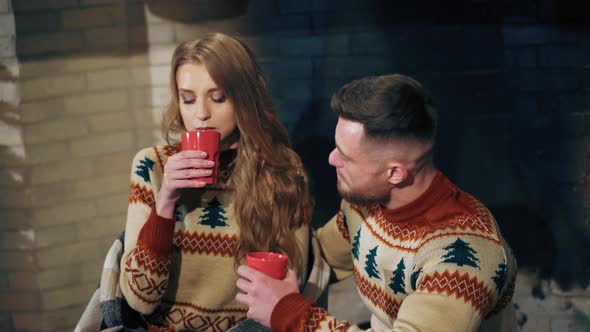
[388,162,408,185]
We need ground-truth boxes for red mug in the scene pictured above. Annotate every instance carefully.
[246,252,288,279]
[181,129,220,183]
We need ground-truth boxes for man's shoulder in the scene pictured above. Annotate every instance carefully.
[453,190,494,223]
[339,200,374,219]
[427,190,506,247]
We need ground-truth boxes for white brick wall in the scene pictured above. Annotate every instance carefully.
[86,68,131,90]
[0,229,34,250]
[12,306,83,332]
[24,118,89,144]
[0,1,150,325]
[0,0,10,13]
[62,5,125,30]
[64,90,128,114]
[0,13,15,37]
[30,159,94,185]
[30,200,97,227]
[21,74,86,100]
[18,31,84,56]
[69,131,133,157]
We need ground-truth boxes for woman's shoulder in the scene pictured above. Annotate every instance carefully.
[132,144,180,169]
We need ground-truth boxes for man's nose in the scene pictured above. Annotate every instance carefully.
[328,148,341,167]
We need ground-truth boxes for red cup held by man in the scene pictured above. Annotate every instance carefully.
[246,252,288,280]
[181,129,221,183]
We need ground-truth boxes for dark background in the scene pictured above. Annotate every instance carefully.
[214,0,590,290]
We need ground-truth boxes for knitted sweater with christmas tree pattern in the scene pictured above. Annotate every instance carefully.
[271,171,517,332]
[119,145,311,331]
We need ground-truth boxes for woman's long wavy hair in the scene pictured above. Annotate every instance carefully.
[162,33,311,273]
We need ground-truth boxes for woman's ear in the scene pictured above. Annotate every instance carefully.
[388,162,408,185]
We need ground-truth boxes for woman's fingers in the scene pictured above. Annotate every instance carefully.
[170,150,207,160]
[166,153,214,172]
[160,150,215,193]
[166,179,208,189]
[166,168,212,180]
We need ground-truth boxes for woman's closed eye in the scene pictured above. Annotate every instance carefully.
[182,97,196,104]
[211,94,226,103]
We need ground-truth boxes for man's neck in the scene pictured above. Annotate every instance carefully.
[383,165,437,210]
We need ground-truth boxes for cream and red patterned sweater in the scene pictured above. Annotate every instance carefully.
[119,145,311,331]
[272,171,517,332]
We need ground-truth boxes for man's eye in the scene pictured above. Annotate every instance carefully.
[182,98,195,104]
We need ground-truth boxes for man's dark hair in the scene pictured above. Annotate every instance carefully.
[330,74,437,144]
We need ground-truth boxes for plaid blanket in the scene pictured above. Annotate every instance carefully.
[75,232,146,332]
[75,231,330,331]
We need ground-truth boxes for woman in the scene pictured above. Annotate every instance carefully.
[119,33,313,331]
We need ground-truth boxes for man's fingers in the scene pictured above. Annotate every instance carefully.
[236,265,265,282]
[284,268,298,282]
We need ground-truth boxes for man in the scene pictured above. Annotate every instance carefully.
[236,74,517,331]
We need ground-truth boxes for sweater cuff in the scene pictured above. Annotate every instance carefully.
[271,293,316,332]
[136,205,176,257]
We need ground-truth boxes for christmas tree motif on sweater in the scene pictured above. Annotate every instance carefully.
[174,205,185,223]
[352,228,361,261]
[135,157,155,182]
[198,197,228,229]
[492,263,508,295]
[389,258,407,294]
[364,246,381,279]
[410,267,422,291]
[441,238,480,269]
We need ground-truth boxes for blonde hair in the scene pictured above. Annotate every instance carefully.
[162,33,311,272]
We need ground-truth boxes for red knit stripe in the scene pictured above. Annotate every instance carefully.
[173,230,238,257]
[164,311,245,331]
[303,307,329,331]
[419,232,501,250]
[137,206,176,257]
[371,204,497,243]
[153,146,165,173]
[336,211,350,242]
[163,144,179,157]
[124,254,168,302]
[271,293,315,332]
[350,204,418,252]
[325,318,351,331]
[354,266,401,319]
[419,270,493,316]
[161,301,248,314]
[129,182,155,207]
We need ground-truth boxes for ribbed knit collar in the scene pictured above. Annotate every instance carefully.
[380,171,457,223]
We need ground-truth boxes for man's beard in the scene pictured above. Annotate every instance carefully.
[337,181,388,207]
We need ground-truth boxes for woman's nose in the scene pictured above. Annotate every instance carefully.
[195,100,211,121]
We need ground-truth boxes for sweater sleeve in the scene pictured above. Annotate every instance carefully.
[271,293,363,332]
[314,200,355,281]
[391,233,516,332]
[271,235,515,332]
[119,147,176,315]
